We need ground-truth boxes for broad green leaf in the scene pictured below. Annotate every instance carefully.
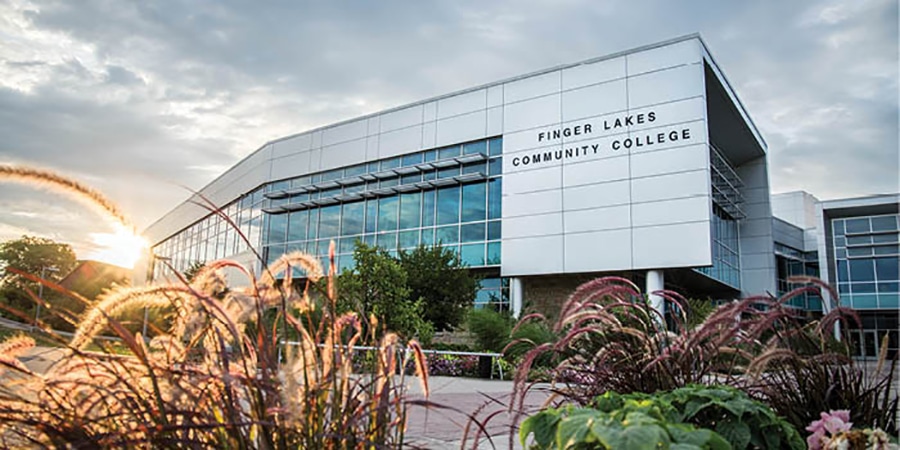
[716,418,750,449]
[521,410,561,449]
[604,423,670,450]
[556,410,599,449]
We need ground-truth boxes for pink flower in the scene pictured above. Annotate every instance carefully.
[806,410,854,450]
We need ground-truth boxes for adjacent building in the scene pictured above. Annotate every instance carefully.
[138,34,775,318]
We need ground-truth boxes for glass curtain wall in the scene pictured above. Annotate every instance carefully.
[262,137,503,273]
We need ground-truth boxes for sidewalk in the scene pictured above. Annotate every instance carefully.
[403,376,553,449]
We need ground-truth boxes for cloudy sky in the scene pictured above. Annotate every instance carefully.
[0,0,897,265]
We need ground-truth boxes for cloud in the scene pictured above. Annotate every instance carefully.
[0,0,896,257]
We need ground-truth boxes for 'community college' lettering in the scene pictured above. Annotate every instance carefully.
[512,144,600,167]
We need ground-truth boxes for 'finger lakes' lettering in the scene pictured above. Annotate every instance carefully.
[515,111,691,168]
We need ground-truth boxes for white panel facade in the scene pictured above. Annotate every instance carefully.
[379,105,422,132]
[437,89,486,119]
[377,125,423,158]
[435,110,487,147]
[500,37,711,277]
[502,235,564,275]
[144,36,770,292]
[561,56,626,90]
[319,138,367,171]
[564,228,633,272]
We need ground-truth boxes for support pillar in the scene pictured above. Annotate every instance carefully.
[646,270,665,323]
[510,277,523,318]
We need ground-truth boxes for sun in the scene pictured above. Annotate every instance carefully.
[85,224,148,269]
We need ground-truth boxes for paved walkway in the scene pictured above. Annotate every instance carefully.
[403,376,553,449]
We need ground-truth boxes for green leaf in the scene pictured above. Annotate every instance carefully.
[716,418,750,449]
[668,424,732,450]
[521,410,562,449]
[556,410,599,449]
[603,423,670,450]
[592,391,625,413]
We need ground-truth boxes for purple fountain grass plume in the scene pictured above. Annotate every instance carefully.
[0,165,133,230]
[71,285,193,349]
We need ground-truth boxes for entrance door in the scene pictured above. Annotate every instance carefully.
[863,330,879,359]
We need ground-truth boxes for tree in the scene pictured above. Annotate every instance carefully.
[337,242,432,343]
[0,235,77,318]
[398,244,480,331]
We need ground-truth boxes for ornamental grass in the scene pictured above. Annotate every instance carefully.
[0,164,430,449]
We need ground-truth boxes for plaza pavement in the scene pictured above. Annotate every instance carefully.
[403,376,554,449]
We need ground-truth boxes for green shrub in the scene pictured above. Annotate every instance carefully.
[522,385,803,450]
[521,397,730,449]
[466,307,512,353]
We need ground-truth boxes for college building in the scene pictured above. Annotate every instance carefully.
[137,34,897,356]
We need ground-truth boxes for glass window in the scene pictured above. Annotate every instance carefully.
[879,293,899,308]
[402,153,423,166]
[339,237,357,254]
[460,222,485,243]
[839,283,851,294]
[853,282,877,293]
[376,232,397,249]
[834,237,846,248]
[421,228,435,246]
[847,236,871,246]
[461,243,485,266]
[380,177,399,188]
[399,192,422,230]
[380,157,401,170]
[487,242,501,265]
[878,282,899,293]
[321,169,343,182]
[438,145,460,159]
[463,140,487,155]
[436,186,460,225]
[367,162,380,173]
[848,247,873,257]
[462,183,487,222]
[462,162,486,175]
[488,158,502,176]
[317,239,330,256]
[424,150,437,162]
[423,170,436,181]
[846,218,870,234]
[487,221,501,240]
[344,164,366,177]
[365,200,377,233]
[873,234,899,244]
[401,173,421,185]
[318,205,341,239]
[363,234,375,246]
[267,214,288,244]
[287,210,308,242]
[875,245,899,255]
[875,257,899,281]
[398,230,418,249]
[837,260,849,282]
[489,137,503,156]
[341,202,365,236]
[851,294,878,309]
[308,209,319,240]
[438,166,460,179]
[436,225,459,244]
[871,215,898,232]
[849,259,876,282]
[378,196,399,231]
[488,179,502,220]
[291,176,310,188]
[422,190,436,227]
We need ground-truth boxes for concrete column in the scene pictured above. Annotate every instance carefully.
[510,277,524,318]
[646,270,665,323]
